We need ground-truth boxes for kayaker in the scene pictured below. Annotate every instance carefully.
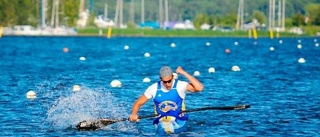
[129,66,203,134]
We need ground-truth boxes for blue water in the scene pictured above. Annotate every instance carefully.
[0,36,319,136]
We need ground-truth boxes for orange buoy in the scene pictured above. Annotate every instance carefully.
[225,48,230,54]
[63,47,69,53]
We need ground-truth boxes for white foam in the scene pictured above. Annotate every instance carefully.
[46,88,132,130]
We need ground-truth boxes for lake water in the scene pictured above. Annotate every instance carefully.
[0,36,319,136]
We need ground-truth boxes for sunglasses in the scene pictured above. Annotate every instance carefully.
[162,79,172,84]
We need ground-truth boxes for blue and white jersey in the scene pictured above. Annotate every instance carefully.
[154,80,184,117]
[143,80,189,124]
[144,79,189,100]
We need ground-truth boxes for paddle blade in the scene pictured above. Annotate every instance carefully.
[76,119,119,130]
[234,104,250,110]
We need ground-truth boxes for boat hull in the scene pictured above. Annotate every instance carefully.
[155,116,188,135]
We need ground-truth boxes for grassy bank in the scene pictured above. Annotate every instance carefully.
[77,27,316,37]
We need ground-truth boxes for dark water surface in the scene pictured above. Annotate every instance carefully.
[0,36,319,136]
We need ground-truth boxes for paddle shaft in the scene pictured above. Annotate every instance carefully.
[117,104,250,121]
[76,104,250,130]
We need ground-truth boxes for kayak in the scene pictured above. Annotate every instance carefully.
[76,105,251,131]
[155,116,188,135]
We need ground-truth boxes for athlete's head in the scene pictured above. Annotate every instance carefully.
[159,66,174,89]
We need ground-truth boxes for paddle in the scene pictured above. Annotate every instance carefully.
[76,104,250,131]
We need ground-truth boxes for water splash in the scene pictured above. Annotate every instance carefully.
[45,86,134,131]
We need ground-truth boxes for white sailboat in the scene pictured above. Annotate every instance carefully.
[94,15,115,28]
[94,3,115,28]
[4,0,77,36]
[77,0,89,28]
[42,0,77,36]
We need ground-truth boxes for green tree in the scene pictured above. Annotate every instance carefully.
[221,10,237,27]
[291,12,305,26]
[16,0,38,26]
[63,0,79,26]
[208,15,216,26]
[252,10,267,25]
[193,13,209,29]
[305,4,320,25]
[285,18,294,28]
[1,0,319,28]
[0,0,18,26]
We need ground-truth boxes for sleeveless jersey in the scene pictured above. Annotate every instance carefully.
[153,80,188,124]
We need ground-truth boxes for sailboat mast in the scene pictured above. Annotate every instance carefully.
[41,0,46,27]
[164,0,168,29]
[55,0,59,28]
[278,0,282,28]
[50,0,55,26]
[141,0,144,23]
[120,0,123,27]
[104,4,108,19]
[79,0,85,16]
[282,0,285,30]
[272,0,275,29]
[241,0,244,30]
[159,0,163,28]
[269,0,274,29]
[130,0,134,23]
[236,0,244,30]
[114,0,119,26]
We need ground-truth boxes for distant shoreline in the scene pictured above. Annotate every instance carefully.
[76,28,313,38]
[1,34,315,38]
[2,28,316,38]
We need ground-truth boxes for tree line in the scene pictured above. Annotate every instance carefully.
[0,0,78,27]
[0,0,319,29]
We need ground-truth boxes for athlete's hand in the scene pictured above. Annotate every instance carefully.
[176,66,186,75]
[129,114,140,122]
